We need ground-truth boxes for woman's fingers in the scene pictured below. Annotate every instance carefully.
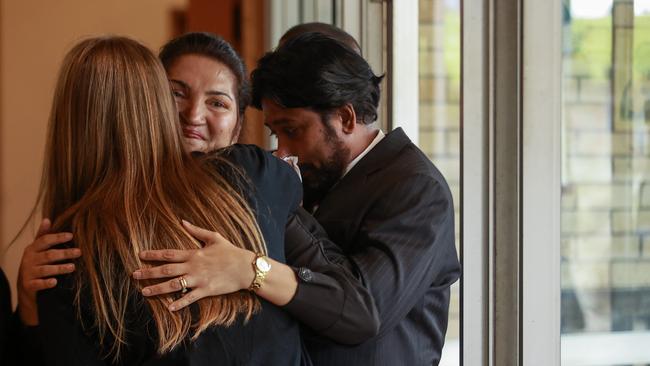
[35,263,76,278]
[133,263,186,280]
[25,278,58,292]
[140,275,193,297]
[32,232,74,252]
[181,220,226,244]
[137,269,209,313]
[35,247,81,266]
[169,288,206,311]
[139,249,193,262]
[134,225,247,311]
[36,218,52,237]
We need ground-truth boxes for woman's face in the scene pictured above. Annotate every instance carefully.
[167,54,240,153]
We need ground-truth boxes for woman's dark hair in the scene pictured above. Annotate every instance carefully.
[159,32,250,119]
[251,32,383,125]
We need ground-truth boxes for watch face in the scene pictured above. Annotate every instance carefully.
[256,257,271,272]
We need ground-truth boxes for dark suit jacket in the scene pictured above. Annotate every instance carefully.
[298,128,460,366]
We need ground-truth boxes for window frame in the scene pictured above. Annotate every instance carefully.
[520,0,562,364]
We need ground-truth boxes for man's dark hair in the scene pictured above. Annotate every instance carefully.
[279,22,362,55]
[251,32,383,125]
[159,32,250,119]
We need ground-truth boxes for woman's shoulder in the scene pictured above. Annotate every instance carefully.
[202,144,303,224]
[219,144,272,169]
[207,144,300,188]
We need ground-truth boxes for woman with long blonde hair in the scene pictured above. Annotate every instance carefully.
[35,36,306,365]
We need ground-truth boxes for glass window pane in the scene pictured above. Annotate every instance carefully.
[419,0,460,365]
[561,1,650,364]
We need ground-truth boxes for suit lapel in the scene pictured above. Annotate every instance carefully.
[315,128,412,216]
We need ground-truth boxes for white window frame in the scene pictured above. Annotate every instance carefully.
[389,0,419,142]
[521,0,562,364]
[462,0,490,364]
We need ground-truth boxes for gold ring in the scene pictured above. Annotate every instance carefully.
[179,276,188,294]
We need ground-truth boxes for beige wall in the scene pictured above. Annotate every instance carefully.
[0,0,187,305]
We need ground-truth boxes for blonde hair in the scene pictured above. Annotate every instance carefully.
[38,36,265,359]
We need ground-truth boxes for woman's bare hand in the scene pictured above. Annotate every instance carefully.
[17,218,79,325]
[133,220,255,311]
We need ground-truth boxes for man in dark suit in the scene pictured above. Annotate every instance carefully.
[251,32,461,365]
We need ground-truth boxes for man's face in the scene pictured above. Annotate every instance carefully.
[262,98,350,210]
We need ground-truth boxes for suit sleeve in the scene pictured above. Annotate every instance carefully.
[350,174,460,336]
[282,207,380,345]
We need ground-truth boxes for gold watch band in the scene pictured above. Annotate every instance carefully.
[248,254,271,292]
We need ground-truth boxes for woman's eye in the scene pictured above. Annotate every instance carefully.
[208,100,226,108]
[172,90,184,98]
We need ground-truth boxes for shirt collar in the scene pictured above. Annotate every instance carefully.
[341,129,385,178]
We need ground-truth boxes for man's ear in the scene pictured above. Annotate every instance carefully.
[338,103,357,135]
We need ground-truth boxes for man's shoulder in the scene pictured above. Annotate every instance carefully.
[374,137,446,183]
[327,128,453,205]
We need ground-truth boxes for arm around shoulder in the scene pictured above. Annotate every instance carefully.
[282,208,380,344]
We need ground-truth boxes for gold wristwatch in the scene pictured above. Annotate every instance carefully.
[248,254,271,292]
